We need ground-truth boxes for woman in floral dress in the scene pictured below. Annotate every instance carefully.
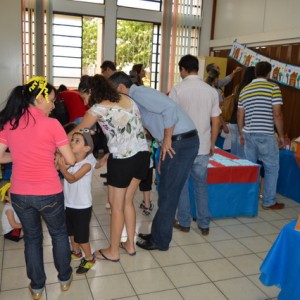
[70,74,149,261]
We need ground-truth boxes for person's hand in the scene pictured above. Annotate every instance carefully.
[223,123,229,134]
[234,67,243,73]
[160,138,176,160]
[278,136,285,149]
[58,156,68,172]
[95,153,109,169]
[239,135,245,146]
[209,145,215,157]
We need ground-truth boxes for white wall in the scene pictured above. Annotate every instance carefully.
[0,0,22,105]
[199,0,213,56]
[211,0,300,49]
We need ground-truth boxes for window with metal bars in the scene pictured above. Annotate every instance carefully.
[116,20,161,89]
[23,9,36,82]
[52,14,103,89]
[171,0,202,85]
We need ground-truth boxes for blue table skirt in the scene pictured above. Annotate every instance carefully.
[189,179,259,218]
[155,147,259,218]
[260,220,300,300]
[277,150,300,203]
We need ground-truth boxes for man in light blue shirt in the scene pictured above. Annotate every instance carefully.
[110,72,199,251]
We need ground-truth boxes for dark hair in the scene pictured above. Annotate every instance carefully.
[0,76,55,130]
[178,54,199,73]
[57,84,68,94]
[89,74,120,106]
[63,122,77,134]
[109,71,134,89]
[205,69,219,86]
[206,63,215,73]
[78,75,93,93]
[100,60,116,71]
[255,61,272,77]
[239,67,255,91]
[234,66,255,103]
[132,64,143,75]
[131,64,144,85]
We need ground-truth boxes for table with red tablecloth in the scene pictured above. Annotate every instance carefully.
[189,148,260,218]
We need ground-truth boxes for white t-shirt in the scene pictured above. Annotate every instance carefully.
[63,154,96,209]
[1,203,20,235]
[170,75,221,155]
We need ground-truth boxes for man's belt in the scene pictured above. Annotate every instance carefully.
[172,129,198,142]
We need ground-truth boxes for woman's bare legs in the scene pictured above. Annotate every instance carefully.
[123,178,141,254]
[95,185,126,260]
[94,178,141,260]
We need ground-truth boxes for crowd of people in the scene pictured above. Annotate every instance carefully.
[0,56,286,299]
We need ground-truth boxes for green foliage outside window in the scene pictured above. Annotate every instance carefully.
[82,17,153,84]
[82,17,98,70]
[116,20,153,70]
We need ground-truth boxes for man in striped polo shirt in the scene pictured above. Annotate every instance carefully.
[237,61,285,210]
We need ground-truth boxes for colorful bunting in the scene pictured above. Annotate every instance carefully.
[229,41,300,90]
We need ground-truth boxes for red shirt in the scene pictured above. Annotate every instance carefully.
[58,90,89,122]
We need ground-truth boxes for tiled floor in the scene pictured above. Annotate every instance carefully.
[1,167,299,300]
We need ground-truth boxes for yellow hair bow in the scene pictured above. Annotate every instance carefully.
[0,183,11,202]
[26,76,49,103]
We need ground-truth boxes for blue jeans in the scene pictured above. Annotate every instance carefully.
[244,133,279,207]
[229,124,245,158]
[177,154,211,228]
[12,192,72,291]
[151,135,199,250]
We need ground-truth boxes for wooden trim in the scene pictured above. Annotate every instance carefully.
[210,0,217,40]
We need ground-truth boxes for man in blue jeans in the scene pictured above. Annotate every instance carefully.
[170,54,221,236]
[238,61,285,210]
[110,72,199,250]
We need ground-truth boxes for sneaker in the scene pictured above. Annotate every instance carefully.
[71,250,83,260]
[105,202,111,209]
[139,201,154,211]
[76,257,95,274]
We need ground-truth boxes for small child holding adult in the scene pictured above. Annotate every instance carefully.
[58,129,97,274]
[1,183,23,242]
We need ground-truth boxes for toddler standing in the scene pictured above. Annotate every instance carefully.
[58,129,96,274]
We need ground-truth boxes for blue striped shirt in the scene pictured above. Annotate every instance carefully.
[238,78,283,135]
